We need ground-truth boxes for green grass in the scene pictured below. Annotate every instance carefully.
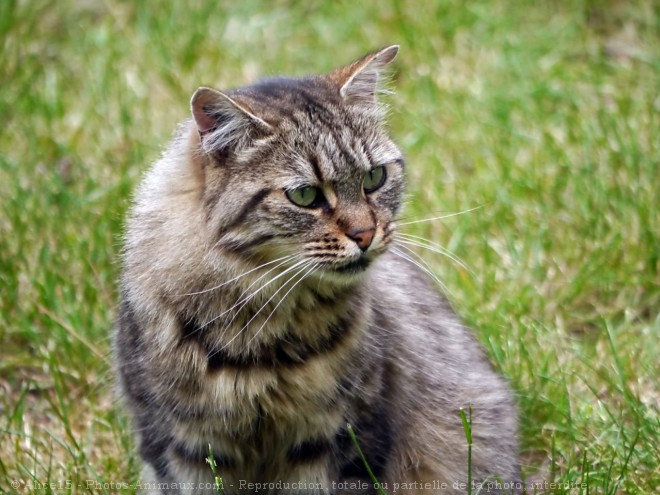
[1,0,658,493]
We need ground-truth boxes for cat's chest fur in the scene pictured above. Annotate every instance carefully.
[153,274,368,440]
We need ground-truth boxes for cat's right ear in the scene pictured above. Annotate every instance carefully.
[330,45,399,105]
[191,87,272,154]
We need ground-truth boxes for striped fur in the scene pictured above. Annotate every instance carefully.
[115,46,520,494]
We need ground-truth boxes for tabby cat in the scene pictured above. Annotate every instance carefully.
[115,46,520,494]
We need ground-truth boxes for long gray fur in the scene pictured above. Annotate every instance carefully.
[114,46,520,494]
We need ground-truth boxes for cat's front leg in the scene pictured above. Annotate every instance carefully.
[270,447,335,495]
[276,453,379,495]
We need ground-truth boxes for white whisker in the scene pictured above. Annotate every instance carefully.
[176,254,297,297]
[246,262,319,347]
[200,257,308,331]
[397,205,485,226]
[210,260,314,354]
[390,246,452,297]
[395,234,473,276]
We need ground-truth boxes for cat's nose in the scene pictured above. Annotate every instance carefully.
[346,227,375,252]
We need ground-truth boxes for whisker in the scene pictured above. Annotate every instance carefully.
[175,254,297,297]
[390,246,453,297]
[199,257,308,332]
[173,256,304,343]
[219,257,311,324]
[394,234,473,276]
[245,262,319,347]
[315,266,326,292]
[211,260,314,354]
[397,204,485,226]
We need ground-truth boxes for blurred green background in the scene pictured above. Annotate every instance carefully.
[1,0,658,493]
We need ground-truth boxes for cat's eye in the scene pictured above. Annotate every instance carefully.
[286,186,322,207]
[363,166,387,193]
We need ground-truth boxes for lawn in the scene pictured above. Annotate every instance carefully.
[1,0,658,493]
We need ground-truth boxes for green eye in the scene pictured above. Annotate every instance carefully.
[286,186,321,207]
[363,166,387,193]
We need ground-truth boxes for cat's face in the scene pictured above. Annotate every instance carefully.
[191,46,403,281]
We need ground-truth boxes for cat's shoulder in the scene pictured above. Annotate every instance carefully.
[369,250,457,316]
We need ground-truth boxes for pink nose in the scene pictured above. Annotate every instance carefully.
[346,228,375,252]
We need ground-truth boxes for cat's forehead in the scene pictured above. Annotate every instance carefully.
[238,76,401,182]
[237,76,379,137]
[276,123,401,187]
[234,76,340,119]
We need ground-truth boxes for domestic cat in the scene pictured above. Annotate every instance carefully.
[115,45,520,494]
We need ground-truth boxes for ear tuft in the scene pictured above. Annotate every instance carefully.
[190,87,272,153]
[330,45,400,104]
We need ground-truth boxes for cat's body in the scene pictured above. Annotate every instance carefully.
[115,46,520,494]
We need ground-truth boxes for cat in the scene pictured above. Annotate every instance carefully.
[114,45,521,494]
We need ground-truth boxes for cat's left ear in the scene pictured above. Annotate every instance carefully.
[330,45,399,105]
[191,87,272,154]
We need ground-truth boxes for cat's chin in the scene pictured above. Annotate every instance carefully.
[309,255,375,285]
[331,256,372,274]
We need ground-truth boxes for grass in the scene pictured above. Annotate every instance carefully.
[1,0,658,493]
[347,424,388,495]
[206,446,224,495]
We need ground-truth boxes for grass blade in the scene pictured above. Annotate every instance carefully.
[347,424,388,495]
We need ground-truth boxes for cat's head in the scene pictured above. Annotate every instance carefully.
[190,46,404,283]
